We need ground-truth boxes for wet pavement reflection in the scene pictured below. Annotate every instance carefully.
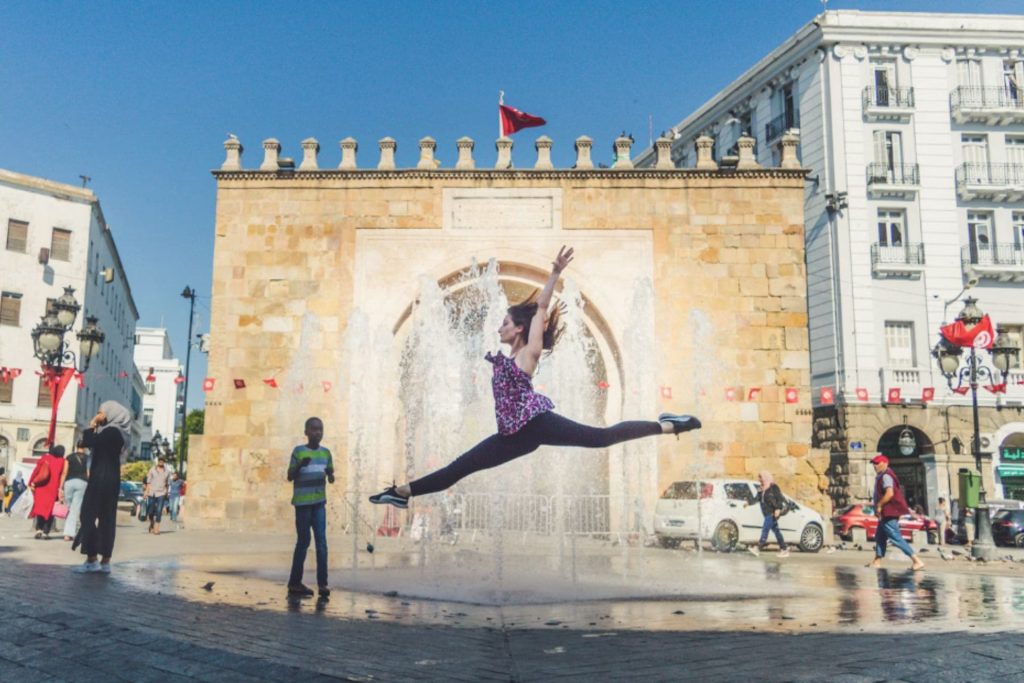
[112,542,1024,635]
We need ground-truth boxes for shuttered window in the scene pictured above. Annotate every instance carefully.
[885,321,916,368]
[0,292,21,326]
[37,376,51,408]
[6,219,27,252]
[0,377,13,403]
[50,228,71,261]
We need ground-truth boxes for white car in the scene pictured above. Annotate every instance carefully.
[653,479,825,552]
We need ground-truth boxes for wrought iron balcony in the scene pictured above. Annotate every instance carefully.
[863,86,915,119]
[871,242,925,279]
[764,110,799,142]
[961,243,1024,283]
[866,163,919,197]
[955,163,1024,201]
[950,86,1024,124]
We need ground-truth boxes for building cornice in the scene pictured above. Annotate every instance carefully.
[0,168,95,203]
[212,168,808,183]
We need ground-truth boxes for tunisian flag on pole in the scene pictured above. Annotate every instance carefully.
[499,92,546,136]
[941,315,995,350]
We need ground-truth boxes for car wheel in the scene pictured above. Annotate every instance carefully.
[1015,533,1024,548]
[657,535,681,549]
[798,523,824,553]
[711,520,738,552]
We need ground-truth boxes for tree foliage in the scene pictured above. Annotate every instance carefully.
[120,461,150,482]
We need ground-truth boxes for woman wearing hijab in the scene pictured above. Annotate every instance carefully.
[29,445,66,539]
[747,471,790,558]
[73,401,130,573]
[8,472,27,515]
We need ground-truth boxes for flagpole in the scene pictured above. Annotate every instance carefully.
[498,90,504,138]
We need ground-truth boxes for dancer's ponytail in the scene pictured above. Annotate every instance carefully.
[507,290,565,352]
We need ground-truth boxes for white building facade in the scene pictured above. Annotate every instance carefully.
[133,327,182,459]
[0,168,142,476]
[637,10,1024,512]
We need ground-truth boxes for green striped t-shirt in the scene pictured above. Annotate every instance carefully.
[289,445,333,506]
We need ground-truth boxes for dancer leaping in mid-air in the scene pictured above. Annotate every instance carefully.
[369,246,701,509]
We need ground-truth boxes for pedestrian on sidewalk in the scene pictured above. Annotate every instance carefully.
[934,497,950,546]
[29,445,65,539]
[748,471,790,557]
[286,416,334,598]
[144,457,172,535]
[0,467,7,513]
[868,455,925,571]
[73,401,130,574]
[8,472,26,515]
[59,441,89,541]
[168,471,183,525]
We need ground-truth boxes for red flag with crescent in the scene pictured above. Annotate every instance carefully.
[499,104,546,136]
[941,315,995,350]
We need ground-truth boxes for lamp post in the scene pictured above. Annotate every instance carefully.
[932,297,1019,561]
[30,287,105,446]
[177,286,197,475]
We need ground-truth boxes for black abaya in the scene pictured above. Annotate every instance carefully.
[74,427,123,558]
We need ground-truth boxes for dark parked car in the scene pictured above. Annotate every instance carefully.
[992,509,1024,548]
[118,481,145,514]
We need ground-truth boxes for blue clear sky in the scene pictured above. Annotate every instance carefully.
[1,0,1017,412]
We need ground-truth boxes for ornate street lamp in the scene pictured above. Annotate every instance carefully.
[29,287,104,446]
[932,297,1019,561]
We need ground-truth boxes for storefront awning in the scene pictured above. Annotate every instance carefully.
[996,465,1024,478]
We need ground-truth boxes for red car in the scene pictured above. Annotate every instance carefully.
[832,503,938,543]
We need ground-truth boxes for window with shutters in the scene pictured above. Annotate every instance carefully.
[6,219,27,252]
[1013,211,1024,248]
[885,321,916,368]
[0,292,22,326]
[957,58,982,89]
[967,211,994,265]
[1004,59,1023,102]
[877,209,905,247]
[50,228,71,261]
[0,377,13,403]
[37,376,51,408]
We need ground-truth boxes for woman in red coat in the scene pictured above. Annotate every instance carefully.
[29,445,65,539]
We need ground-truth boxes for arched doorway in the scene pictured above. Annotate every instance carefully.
[877,424,935,513]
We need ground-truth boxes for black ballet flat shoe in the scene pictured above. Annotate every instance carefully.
[369,484,409,509]
[288,583,315,597]
[658,413,702,438]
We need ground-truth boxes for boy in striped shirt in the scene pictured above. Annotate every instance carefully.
[286,417,334,597]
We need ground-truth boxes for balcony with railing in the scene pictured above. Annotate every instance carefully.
[871,242,925,278]
[764,110,799,143]
[961,242,1024,283]
[880,367,925,402]
[955,162,1024,201]
[950,86,1024,124]
[866,162,919,197]
[862,86,915,120]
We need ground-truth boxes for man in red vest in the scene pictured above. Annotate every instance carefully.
[868,455,925,570]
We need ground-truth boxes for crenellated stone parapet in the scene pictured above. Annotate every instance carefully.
[216,134,806,174]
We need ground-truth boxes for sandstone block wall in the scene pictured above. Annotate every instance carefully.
[191,160,829,530]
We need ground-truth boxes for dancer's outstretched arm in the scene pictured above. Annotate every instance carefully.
[519,245,573,375]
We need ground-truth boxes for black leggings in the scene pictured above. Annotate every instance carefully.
[408,411,662,497]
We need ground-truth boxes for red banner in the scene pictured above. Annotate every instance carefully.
[725,387,737,402]
[233,379,246,389]
[202,377,216,392]
[887,387,902,403]
[263,378,278,388]
[322,380,332,393]
[660,386,672,399]
[921,387,935,403]
[747,387,761,401]
[44,367,77,446]
[785,388,799,404]
[820,387,834,405]
[856,387,869,401]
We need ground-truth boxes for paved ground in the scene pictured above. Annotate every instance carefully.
[2,512,1024,682]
